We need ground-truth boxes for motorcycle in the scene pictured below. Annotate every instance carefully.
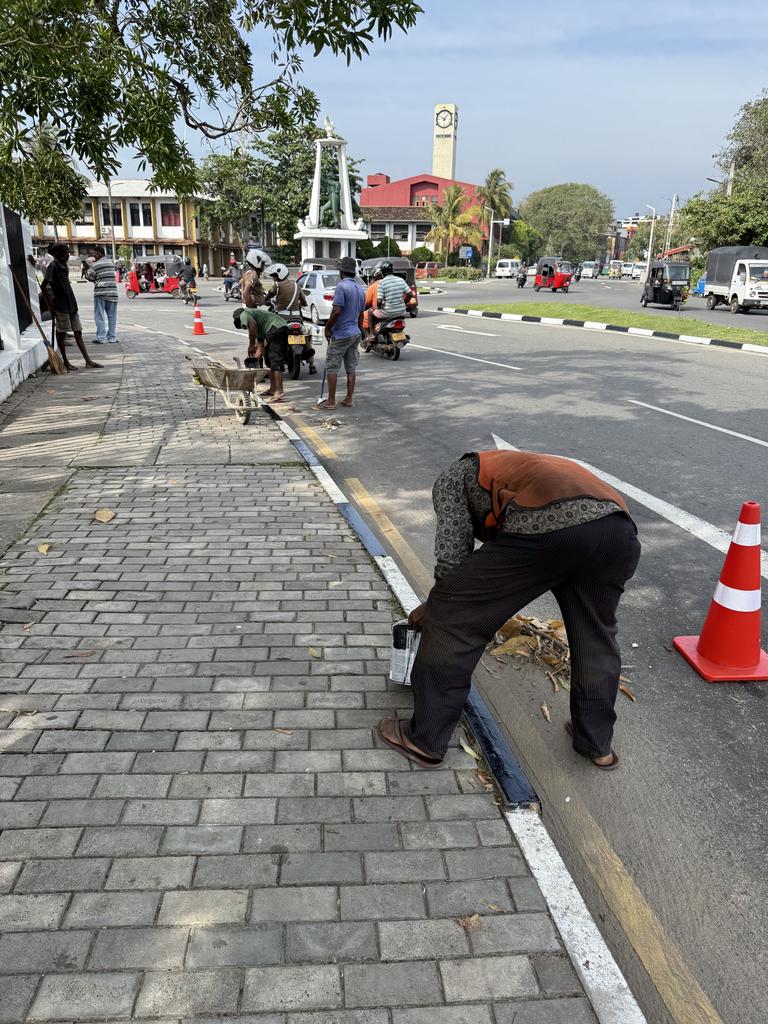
[282,313,316,380]
[180,280,198,305]
[516,271,527,289]
[365,316,410,360]
[224,280,242,302]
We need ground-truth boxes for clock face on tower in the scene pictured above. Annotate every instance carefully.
[436,109,453,129]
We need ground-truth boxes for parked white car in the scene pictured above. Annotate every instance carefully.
[495,258,521,278]
[621,262,635,278]
[631,262,647,280]
[580,261,599,279]
[299,270,341,323]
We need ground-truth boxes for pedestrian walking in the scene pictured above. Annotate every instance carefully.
[42,244,102,371]
[378,450,641,771]
[319,256,365,411]
[87,245,119,344]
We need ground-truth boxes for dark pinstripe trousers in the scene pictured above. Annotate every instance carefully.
[406,513,641,760]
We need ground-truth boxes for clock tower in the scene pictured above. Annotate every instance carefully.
[432,103,458,179]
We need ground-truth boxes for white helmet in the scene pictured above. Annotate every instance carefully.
[245,248,270,272]
[266,262,289,281]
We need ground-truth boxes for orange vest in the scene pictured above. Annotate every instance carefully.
[475,451,630,530]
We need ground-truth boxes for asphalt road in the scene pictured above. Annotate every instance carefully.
[99,279,768,1024]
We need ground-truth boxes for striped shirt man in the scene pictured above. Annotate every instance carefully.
[87,255,119,301]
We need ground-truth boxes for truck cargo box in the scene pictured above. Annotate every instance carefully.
[706,246,768,287]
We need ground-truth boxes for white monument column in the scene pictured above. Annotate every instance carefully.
[308,140,323,229]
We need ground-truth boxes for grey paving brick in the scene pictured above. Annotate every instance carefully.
[41,798,123,826]
[0,893,68,930]
[392,1008,494,1024]
[343,750,412,772]
[16,773,96,800]
[136,969,240,1017]
[133,750,204,773]
[35,729,110,752]
[364,851,445,883]
[494,999,597,1024]
[243,824,322,853]
[306,692,364,709]
[94,772,172,798]
[203,750,273,773]
[0,827,81,859]
[158,889,248,925]
[340,883,425,921]
[175,729,244,750]
[106,855,196,890]
[317,772,387,797]
[509,876,548,912]
[379,917,469,960]
[290,1013,387,1024]
[274,709,335,729]
[169,772,243,798]
[425,794,500,820]
[242,965,342,1012]
[122,692,184,710]
[311,728,372,750]
[89,926,189,969]
[107,729,178,751]
[426,880,514,918]
[64,890,160,928]
[250,886,338,923]
[0,975,39,1024]
[0,731,39,754]
[445,846,527,880]
[0,861,21,893]
[278,798,351,824]
[194,854,277,888]
[162,824,243,855]
[76,824,163,857]
[475,817,512,845]
[344,962,442,1008]
[11,709,79,729]
[0,928,92,972]
[0,800,44,828]
[77,709,146,730]
[323,823,400,852]
[200,797,276,824]
[280,852,363,885]
[440,954,539,1001]
[144,709,210,730]
[123,798,200,824]
[186,925,282,967]
[244,772,314,798]
[401,821,478,850]
[28,971,140,1021]
[352,797,425,822]
[244,729,309,750]
[286,921,377,963]
[0,776,20,799]
[532,954,584,996]
[61,751,135,773]
[15,857,110,893]
[274,750,341,773]
[468,912,561,954]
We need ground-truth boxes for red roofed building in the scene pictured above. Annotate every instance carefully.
[359,172,488,255]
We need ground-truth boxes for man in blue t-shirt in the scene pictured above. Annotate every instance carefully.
[320,256,365,410]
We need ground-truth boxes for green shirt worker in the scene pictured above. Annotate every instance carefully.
[235,306,290,403]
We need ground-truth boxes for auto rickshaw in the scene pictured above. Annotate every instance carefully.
[608,259,623,279]
[533,256,572,293]
[360,257,418,317]
[640,260,691,311]
[124,255,183,299]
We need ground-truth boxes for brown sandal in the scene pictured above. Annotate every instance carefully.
[565,720,620,771]
[377,717,443,769]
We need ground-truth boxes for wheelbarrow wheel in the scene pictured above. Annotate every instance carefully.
[234,393,252,425]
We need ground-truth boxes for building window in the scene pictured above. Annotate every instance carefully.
[160,203,181,227]
[101,204,122,227]
[369,222,387,240]
[129,203,141,227]
[76,203,94,226]
[415,223,431,242]
[145,244,156,255]
[393,223,409,241]
[142,203,153,226]
[162,245,182,255]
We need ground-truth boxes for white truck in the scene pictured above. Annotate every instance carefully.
[704,246,768,314]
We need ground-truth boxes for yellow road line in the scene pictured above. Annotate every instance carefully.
[344,477,435,596]
[289,413,337,461]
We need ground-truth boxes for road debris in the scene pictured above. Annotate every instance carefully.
[618,683,637,702]
[273,728,294,736]
[320,417,341,430]
[36,543,51,555]
[540,702,552,722]
[94,508,116,524]
[456,913,482,931]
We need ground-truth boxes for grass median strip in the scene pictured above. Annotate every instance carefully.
[470,302,768,347]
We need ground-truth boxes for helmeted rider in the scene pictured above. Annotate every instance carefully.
[265,263,317,374]
[179,257,197,297]
[362,264,384,345]
[373,260,412,331]
[223,257,242,297]
[242,248,270,308]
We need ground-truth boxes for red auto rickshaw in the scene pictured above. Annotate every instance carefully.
[534,256,572,293]
[124,255,183,299]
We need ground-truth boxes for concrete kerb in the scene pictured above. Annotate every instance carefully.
[259,395,647,1024]
[437,306,768,356]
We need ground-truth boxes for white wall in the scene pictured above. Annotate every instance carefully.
[0,209,48,403]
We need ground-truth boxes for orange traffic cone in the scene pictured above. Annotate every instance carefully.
[192,304,206,336]
[674,501,768,682]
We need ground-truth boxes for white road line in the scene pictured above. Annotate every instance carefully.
[410,344,522,371]
[184,324,243,336]
[491,432,768,578]
[507,808,647,1024]
[437,324,498,338]
[628,399,768,449]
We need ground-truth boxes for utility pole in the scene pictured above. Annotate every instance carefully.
[644,205,656,282]
[663,194,677,255]
[727,160,735,197]
[485,208,494,278]
[106,178,116,260]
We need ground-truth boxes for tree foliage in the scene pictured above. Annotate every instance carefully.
[0,0,422,218]
[409,246,436,263]
[0,124,87,224]
[197,152,266,255]
[427,186,483,261]
[716,89,768,188]
[475,168,513,224]
[519,183,614,262]
[679,189,768,252]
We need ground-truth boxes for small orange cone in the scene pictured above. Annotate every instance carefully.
[192,304,206,336]
[674,500,768,682]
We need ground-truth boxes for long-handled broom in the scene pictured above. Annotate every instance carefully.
[8,264,67,374]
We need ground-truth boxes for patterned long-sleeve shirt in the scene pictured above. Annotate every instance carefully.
[432,454,622,581]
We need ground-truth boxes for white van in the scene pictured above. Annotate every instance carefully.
[495,258,521,279]
[580,261,599,279]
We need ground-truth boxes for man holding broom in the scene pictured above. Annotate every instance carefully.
[42,244,102,371]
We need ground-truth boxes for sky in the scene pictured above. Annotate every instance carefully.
[126,0,768,217]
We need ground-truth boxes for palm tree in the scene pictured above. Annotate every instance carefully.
[475,167,514,223]
[427,185,483,264]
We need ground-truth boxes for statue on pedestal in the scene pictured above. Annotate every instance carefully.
[320,168,341,228]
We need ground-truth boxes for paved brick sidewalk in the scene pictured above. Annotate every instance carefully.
[0,331,597,1022]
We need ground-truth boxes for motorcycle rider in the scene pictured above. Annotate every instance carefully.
[265,262,317,375]
[516,264,527,288]
[242,248,270,308]
[362,265,384,346]
[223,257,242,298]
[179,258,197,300]
[373,260,411,333]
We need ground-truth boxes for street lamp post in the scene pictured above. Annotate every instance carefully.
[644,205,656,283]
[106,178,116,261]
[485,210,510,278]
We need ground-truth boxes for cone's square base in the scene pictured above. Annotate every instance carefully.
[673,635,768,682]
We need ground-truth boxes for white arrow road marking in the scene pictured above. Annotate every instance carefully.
[491,432,768,578]
[627,399,768,449]
[437,324,498,337]
[411,345,522,371]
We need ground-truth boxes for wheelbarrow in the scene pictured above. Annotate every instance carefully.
[191,359,269,425]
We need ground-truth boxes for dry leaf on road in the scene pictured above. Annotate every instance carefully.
[456,913,482,931]
[273,728,294,736]
[63,650,96,659]
[540,702,552,722]
[308,647,321,659]
[94,508,116,524]
[490,635,534,658]
[619,683,637,702]
[459,739,481,760]
[37,543,50,555]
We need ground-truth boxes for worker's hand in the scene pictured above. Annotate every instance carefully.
[408,603,427,632]
[247,345,256,359]
[324,326,331,340]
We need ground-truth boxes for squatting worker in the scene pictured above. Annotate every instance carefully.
[234,305,289,404]
[378,450,641,771]
[319,256,365,411]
